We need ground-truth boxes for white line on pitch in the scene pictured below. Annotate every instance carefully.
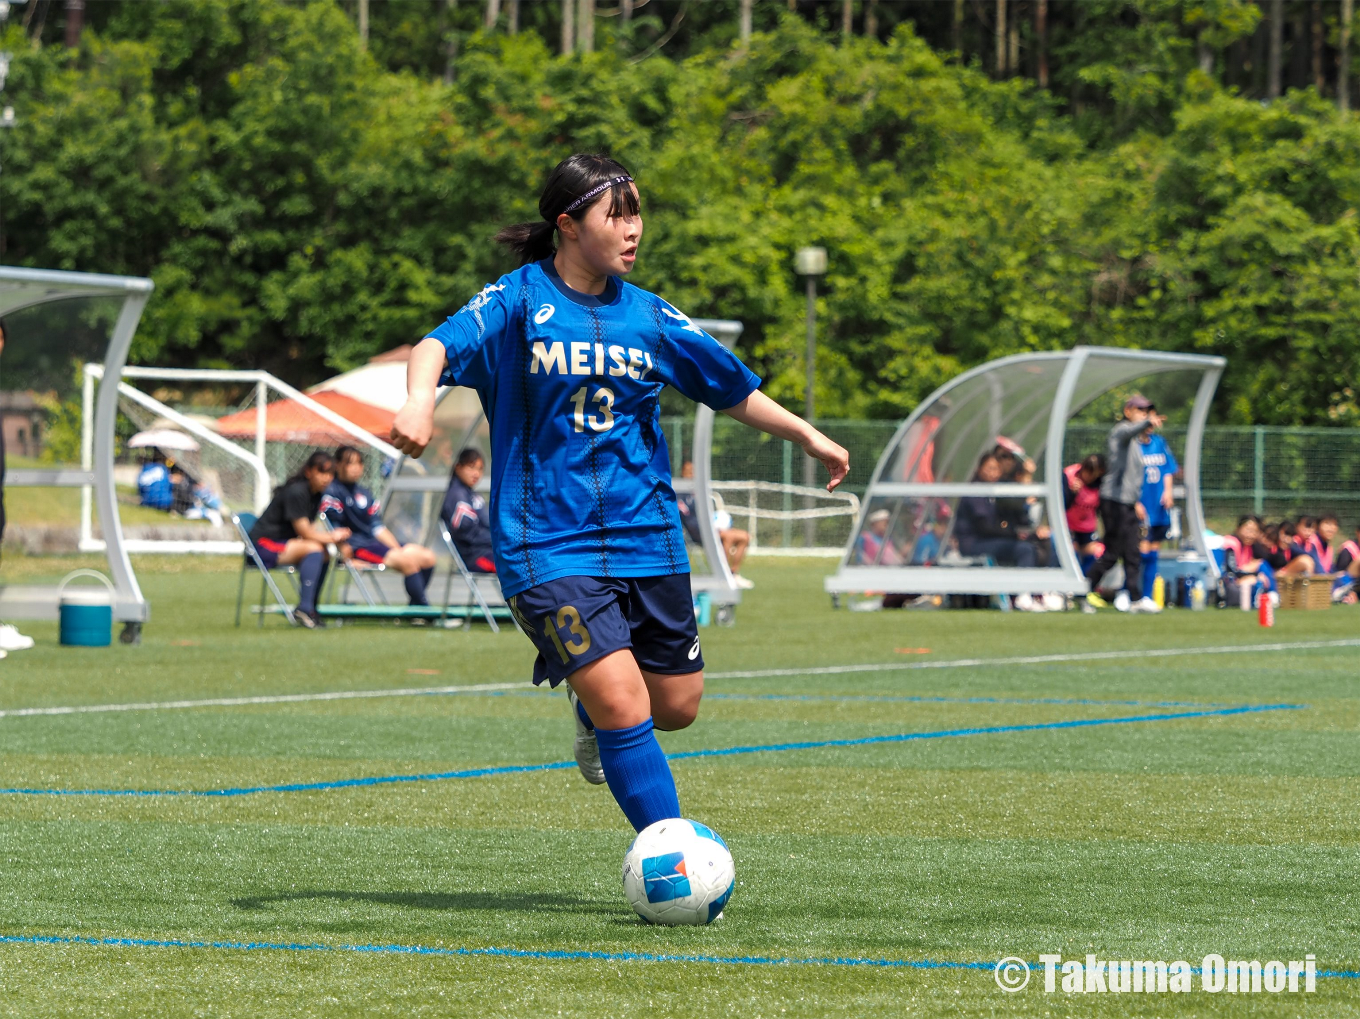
[2,638,1355,720]
[0,682,526,719]
[705,638,1360,679]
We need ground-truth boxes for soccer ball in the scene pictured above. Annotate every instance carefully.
[621,818,735,926]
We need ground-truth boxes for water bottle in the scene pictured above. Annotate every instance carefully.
[1152,575,1165,609]
[1258,590,1274,627]
[1190,579,1206,611]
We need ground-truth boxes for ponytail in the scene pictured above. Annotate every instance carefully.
[494,220,557,265]
[495,153,638,267]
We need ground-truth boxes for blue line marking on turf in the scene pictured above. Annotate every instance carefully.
[703,693,1240,709]
[0,703,1303,799]
[0,933,1354,978]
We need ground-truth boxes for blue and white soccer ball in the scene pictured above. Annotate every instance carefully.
[622,818,735,926]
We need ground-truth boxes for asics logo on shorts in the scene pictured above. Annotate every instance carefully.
[534,303,556,324]
[688,636,701,661]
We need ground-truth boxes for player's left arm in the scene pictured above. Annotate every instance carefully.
[374,526,400,551]
[657,300,848,491]
[1162,443,1178,509]
[391,337,447,457]
[723,390,849,493]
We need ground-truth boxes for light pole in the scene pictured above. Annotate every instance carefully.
[795,245,826,546]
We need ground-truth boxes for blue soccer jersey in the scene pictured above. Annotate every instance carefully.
[425,258,761,598]
[320,480,383,538]
[1138,433,1178,527]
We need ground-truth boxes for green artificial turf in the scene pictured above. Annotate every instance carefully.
[0,556,1357,1016]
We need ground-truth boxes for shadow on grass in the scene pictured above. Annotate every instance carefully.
[232,889,617,914]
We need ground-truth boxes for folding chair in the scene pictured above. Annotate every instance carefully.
[233,512,299,627]
[437,519,501,632]
[319,518,389,607]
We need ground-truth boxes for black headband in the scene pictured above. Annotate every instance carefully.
[561,175,634,215]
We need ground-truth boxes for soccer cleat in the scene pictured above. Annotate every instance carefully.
[567,688,607,785]
[293,609,324,629]
[0,624,35,651]
[1113,591,1131,612]
[1129,596,1162,614]
[1085,592,1110,610]
[733,575,755,590]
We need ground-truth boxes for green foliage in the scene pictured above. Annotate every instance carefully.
[2,1,1359,425]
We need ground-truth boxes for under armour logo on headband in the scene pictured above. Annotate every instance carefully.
[562,175,634,214]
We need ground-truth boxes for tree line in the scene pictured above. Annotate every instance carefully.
[5,0,1360,425]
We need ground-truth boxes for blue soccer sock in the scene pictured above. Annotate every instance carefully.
[1079,553,1096,575]
[594,717,681,832]
[574,696,595,731]
[296,552,327,613]
[1141,550,1159,596]
[404,569,429,606]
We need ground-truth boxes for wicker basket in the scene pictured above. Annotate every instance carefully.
[1276,573,1338,610]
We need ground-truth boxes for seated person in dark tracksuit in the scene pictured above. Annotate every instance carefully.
[247,451,344,629]
[440,447,495,573]
[953,453,1037,567]
[321,445,437,606]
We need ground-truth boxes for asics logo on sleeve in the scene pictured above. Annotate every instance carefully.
[534,303,556,324]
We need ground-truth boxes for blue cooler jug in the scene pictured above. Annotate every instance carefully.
[58,570,115,647]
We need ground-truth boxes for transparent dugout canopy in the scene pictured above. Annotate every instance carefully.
[0,266,155,637]
[825,346,1226,597]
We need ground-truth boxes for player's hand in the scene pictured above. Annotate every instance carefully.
[330,527,352,543]
[801,431,849,492]
[391,396,435,458]
[1162,492,1174,510]
[1135,503,1148,522]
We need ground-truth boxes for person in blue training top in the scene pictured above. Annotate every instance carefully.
[440,447,496,573]
[322,445,437,606]
[137,452,174,511]
[1136,409,1178,599]
[389,153,849,834]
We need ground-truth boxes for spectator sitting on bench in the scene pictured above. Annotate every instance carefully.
[1221,514,1278,607]
[1333,522,1360,603]
[1064,453,1106,574]
[1287,515,1324,574]
[856,507,906,566]
[323,445,437,606]
[955,453,1036,568]
[678,460,753,588]
[1257,520,1311,576]
[248,451,344,630]
[441,447,496,574]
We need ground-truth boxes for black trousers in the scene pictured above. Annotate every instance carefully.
[1087,498,1142,601]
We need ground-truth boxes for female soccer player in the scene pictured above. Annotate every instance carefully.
[390,153,848,833]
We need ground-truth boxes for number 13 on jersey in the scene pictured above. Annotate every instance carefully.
[570,386,615,433]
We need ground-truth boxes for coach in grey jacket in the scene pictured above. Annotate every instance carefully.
[1086,395,1160,611]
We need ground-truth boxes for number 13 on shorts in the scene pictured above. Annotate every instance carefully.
[511,597,592,665]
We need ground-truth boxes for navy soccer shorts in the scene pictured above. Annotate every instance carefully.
[1146,525,1170,543]
[508,574,703,688]
[252,536,287,570]
[347,535,390,564]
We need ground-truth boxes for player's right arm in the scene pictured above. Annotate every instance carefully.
[391,337,447,458]
[392,280,513,459]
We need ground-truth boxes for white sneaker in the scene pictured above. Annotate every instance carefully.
[1013,593,1044,612]
[1113,591,1131,612]
[0,624,34,651]
[1042,593,1067,612]
[1129,597,1162,614]
[567,688,607,785]
[733,575,754,589]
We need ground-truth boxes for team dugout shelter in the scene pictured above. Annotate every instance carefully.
[825,346,1226,600]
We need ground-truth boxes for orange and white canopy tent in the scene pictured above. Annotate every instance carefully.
[215,388,394,446]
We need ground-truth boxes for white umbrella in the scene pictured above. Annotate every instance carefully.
[129,429,200,452]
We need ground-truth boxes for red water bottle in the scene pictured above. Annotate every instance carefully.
[1258,589,1274,627]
